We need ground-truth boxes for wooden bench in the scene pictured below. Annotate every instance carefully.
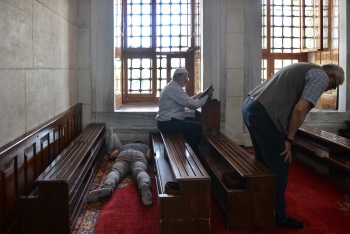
[151,132,211,234]
[0,103,82,234]
[195,100,275,231]
[338,120,350,139]
[292,124,350,194]
[19,123,105,234]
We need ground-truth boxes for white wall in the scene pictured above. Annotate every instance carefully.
[0,0,78,147]
[77,0,92,127]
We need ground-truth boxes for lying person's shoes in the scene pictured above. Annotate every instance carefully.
[141,183,153,206]
[87,187,112,202]
[278,217,304,229]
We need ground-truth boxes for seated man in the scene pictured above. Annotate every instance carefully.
[156,68,213,155]
[87,141,153,206]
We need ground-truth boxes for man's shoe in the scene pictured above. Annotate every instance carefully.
[87,187,112,202]
[141,183,153,206]
[278,217,304,229]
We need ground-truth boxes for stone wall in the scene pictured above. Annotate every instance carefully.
[0,0,79,147]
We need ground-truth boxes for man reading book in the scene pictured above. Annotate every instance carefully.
[156,68,213,155]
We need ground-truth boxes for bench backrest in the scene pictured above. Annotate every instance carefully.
[298,124,350,151]
[204,128,274,178]
[36,124,105,195]
[0,103,82,234]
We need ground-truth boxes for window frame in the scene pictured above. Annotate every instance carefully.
[262,0,339,110]
[120,0,198,104]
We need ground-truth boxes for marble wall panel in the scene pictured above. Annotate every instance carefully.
[0,70,26,146]
[78,0,91,27]
[82,104,91,128]
[0,0,33,69]
[91,0,114,113]
[53,69,78,115]
[33,1,60,68]
[226,0,244,34]
[39,0,77,25]
[226,33,244,69]
[57,18,77,69]
[78,69,91,107]
[25,69,55,131]
[224,96,250,145]
[226,68,244,97]
[77,27,91,69]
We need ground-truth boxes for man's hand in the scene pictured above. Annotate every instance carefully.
[110,149,119,160]
[207,89,214,100]
[280,141,292,162]
[145,149,153,161]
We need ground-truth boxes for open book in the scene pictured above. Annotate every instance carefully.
[199,84,214,98]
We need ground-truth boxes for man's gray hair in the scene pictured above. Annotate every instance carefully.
[321,63,345,85]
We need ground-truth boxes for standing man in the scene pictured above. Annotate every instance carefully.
[87,141,153,206]
[156,68,213,155]
[242,62,345,229]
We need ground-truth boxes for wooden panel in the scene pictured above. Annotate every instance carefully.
[62,119,69,149]
[195,99,220,132]
[0,103,82,234]
[0,157,18,234]
[40,134,50,170]
[24,145,35,194]
[53,126,61,158]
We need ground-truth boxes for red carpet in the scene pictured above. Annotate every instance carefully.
[92,162,350,234]
[94,179,159,234]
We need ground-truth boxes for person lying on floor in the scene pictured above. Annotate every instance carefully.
[87,141,153,206]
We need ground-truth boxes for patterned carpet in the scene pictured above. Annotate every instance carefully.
[71,154,156,234]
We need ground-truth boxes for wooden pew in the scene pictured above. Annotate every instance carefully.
[0,103,82,234]
[19,123,105,234]
[195,100,275,231]
[292,124,350,194]
[338,120,350,139]
[151,132,211,234]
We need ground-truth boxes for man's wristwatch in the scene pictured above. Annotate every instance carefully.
[284,136,294,143]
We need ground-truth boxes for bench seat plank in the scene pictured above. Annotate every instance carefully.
[204,128,274,177]
[161,132,209,180]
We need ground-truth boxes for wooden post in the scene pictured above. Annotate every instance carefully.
[195,99,220,132]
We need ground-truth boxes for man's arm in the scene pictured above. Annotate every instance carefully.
[145,149,153,161]
[281,98,313,161]
[110,149,119,160]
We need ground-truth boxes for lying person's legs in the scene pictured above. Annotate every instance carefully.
[87,158,130,202]
[130,151,152,206]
